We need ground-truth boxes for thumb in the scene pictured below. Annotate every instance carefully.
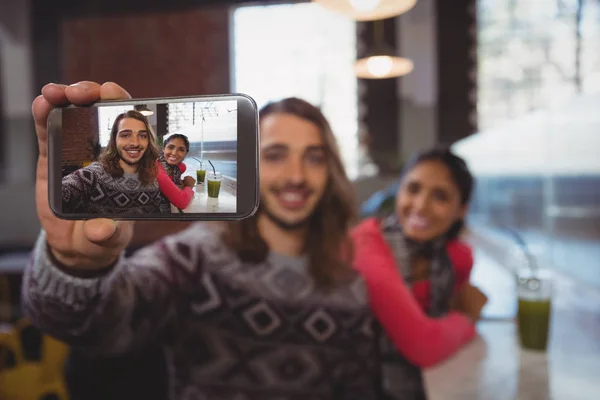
[83,219,133,249]
[83,218,118,243]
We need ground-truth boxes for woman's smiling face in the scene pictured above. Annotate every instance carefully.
[396,159,467,242]
[164,137,188,165]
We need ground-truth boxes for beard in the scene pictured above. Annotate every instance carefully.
[261,205,314,231]
[119,148,145,166]
[259,188,317,231]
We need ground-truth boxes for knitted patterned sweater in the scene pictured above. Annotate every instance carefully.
[22,221,475,400]
[61,162,171,214]
[21,224,383,400]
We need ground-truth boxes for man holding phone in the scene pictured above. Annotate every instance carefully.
[61,109,170,214]
[23,80,384,400]
[22,81,474,400]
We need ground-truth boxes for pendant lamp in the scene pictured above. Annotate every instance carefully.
[355,20,413,79]
[313,0,417,21]
[135,104,154,116]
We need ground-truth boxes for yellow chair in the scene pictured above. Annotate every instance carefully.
[0,319,70,400]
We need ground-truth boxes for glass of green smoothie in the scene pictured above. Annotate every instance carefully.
[516,268,553,351]
[206,171,222,199]
[195,160,206,184]
[196,169,206,184]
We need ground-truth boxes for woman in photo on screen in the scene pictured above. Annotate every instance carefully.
[156,133,196,210]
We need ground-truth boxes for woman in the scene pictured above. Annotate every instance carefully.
[351,146,484,400]
[156,133,196,210]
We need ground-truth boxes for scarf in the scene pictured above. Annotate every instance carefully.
[378,214,456,400]
[159,154,183,186]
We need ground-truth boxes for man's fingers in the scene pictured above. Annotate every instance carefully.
[32,95,55,154]
[64,81,102,106]
[40,83,69,106]
[100,82,132,100]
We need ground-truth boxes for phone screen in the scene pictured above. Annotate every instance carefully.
[47,95,259,221]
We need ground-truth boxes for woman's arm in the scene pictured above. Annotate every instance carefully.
[447,240,488,320]
[351,218,476,368]
[447,240,474,290]
[156,162,194,209]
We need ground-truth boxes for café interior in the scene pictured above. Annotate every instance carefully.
[1,0,599,399]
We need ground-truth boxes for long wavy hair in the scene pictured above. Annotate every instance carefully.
[221,98,358,289]
[99,110,160,185]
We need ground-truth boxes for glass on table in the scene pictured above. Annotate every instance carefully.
[516,268,553,351]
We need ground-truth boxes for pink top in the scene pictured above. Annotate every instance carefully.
[351,218,476,368]
[156,161,194,210]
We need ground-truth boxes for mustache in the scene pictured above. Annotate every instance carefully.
[271,182,313,194]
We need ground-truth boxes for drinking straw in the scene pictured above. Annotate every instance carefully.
[503,225,538,275]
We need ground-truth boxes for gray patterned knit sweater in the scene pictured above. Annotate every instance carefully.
[61,162,171,214]
[21,223,382,400]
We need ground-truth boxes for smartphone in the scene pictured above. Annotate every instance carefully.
[47,94,259,221]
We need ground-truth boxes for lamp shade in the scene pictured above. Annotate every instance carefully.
[135,104,154,116]
[355,52,414,79]
[313,0,417,21]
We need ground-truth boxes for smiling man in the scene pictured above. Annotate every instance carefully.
[25,82,479,400]
[24,86,382,399]
[61,110,170,214]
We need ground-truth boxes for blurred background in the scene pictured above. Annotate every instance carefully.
[1,0,599,399]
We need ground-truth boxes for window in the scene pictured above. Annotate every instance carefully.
[231,2,360,178]
[167,100,238,180]
[166,100,237,142]
[477,0,600,131]
[98,105,134,147]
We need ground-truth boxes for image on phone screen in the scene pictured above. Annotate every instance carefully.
[47,95,259,221]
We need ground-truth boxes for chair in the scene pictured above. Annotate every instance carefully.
[0,319,70,400]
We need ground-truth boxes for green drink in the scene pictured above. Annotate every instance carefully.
[516,269,552,351]
[196,169,206,184]
[517,298,551,350]
[206,171,222,198]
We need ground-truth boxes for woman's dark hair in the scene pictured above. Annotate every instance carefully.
[164,133,190,153]
[400,145,475,239]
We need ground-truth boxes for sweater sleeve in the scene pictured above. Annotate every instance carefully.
[61,167,94,212]
[351,218,476,368]
[20,224,213,357]
[157,162,194,209]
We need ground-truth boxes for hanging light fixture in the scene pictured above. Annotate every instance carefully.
[313,0,417,21]
[355,20,414,79]
[135,104,154,116]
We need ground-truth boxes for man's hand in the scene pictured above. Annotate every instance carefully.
[182,176,196,187]
[34,81,134,270]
